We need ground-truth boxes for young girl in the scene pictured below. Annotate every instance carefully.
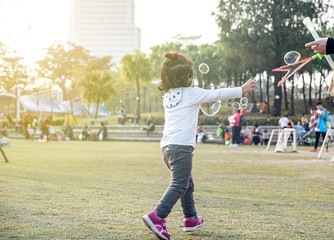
[142,52,256,240]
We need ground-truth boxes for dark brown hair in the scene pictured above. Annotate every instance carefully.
[157,52,194,93]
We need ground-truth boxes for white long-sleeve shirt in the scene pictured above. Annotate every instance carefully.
[160,86,242,148]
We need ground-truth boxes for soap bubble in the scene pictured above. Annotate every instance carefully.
[198,63,209,74]
[284,51,300,65]
[232,102,241,110]
[240,97,248,107]
[200,100,221,116]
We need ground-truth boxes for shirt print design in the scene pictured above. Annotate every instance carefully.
[163,88,183,108]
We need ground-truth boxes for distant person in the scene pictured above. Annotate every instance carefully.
[63,122,73,140]
[301,113,309,131]
[261,101,267,114]
[216,123,225,144]
[143,115,155,137]
[26,124,34,141]
[41,116,52,141]
[305,38,334,55]
[240,123,250,144]
[251,124,262,145]
[309,109,317,130]
[278,114,289,129]
[262,129,269,145]
[231,109,241,147]
[97,122,108,141]
[23,111,33,139]
[240,106,247,116]
[311,102,328,152]
[0,133,10,147]
[294,121,304,140]
[133,109,140,125]
[117,105,127,125]
[288,117,294,127]
[80,123,90,141]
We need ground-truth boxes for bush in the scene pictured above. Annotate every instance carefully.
[51,117,65,126]
[0,119,8,126]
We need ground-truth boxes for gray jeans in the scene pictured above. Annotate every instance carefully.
[155,145,197,219]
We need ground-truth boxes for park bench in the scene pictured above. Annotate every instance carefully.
[7,124,281,144]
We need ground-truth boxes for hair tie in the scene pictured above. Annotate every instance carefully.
[173,51,179,58]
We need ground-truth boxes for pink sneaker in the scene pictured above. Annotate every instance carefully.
[142,210,170,240]
[183,216,204,232]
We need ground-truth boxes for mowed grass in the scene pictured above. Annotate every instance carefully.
[0,140,333,240]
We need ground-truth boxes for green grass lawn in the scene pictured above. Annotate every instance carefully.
[0,140,333,240]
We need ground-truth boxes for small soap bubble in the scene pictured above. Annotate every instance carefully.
[232,102,240,110]
[284,51,300,65]
[198,63,209,74]
[240,97,248,106]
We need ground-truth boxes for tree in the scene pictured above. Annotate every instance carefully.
[0,52,28,122]
[36,42,90,112]
[79,70,116,119]
[215,0,332,116]
[120,50,152,113]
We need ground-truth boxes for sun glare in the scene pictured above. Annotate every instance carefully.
[0,0,69,64]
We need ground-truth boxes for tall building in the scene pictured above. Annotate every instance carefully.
[69,0,140,63]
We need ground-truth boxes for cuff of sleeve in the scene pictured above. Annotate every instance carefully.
[326,38,334,55]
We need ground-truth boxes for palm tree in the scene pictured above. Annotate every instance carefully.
[79,70,115,119]
[120,50,152,113]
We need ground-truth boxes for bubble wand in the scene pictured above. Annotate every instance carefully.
[273,53,323,87]
[273,17,334,87]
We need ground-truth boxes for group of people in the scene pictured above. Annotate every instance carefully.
[216,122,269,147]
[117,105,142,126]
[278,101,331,152]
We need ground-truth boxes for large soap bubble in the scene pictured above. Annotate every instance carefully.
[284,51,300,65]
[200,100,221,116]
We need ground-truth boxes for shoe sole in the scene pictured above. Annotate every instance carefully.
[142,215,168,240]
[183,222,205,232]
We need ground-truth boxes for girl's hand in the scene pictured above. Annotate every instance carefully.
[242,79,257,95]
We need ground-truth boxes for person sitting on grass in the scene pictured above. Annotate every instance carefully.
[251,124,262,145]
[0,133,10,147]
[97,122,108,141]
[143,115,155,137]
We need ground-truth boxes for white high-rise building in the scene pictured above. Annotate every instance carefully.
[69,0,141,63]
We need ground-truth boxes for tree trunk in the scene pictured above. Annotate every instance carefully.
[136,76,141,113]
[308,72,312,106]
[260,73,263,103]
[302,73,308,114]
[283,82,289,111]
[290,76,295,116]
[272,73,282,117]
[266,73,271,114]
[49,82,53,116]
[94,97,100,119]
[143,86,147,113]
[233,71,238,87]
[319,70,324,102]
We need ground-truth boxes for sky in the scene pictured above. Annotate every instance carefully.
[0,0,220,64]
